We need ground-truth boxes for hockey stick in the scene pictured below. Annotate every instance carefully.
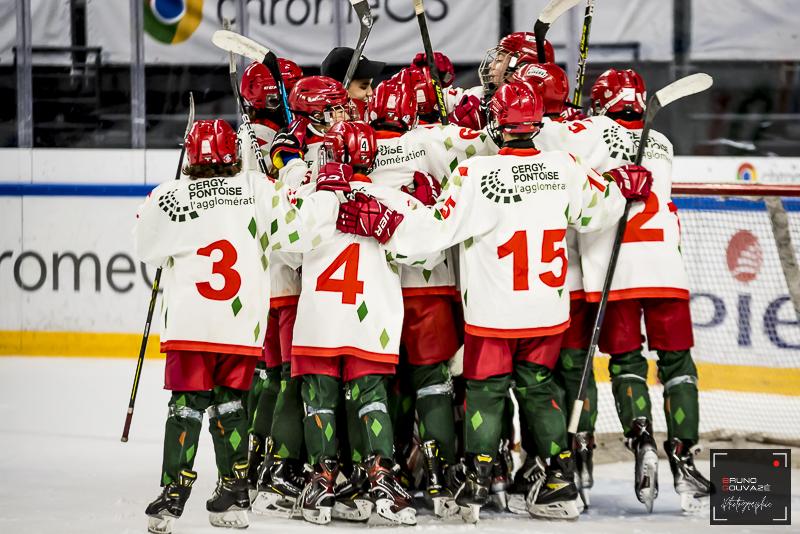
[571,0,595,106]
[567,73,714,436]
[533,0,582,63]
[121,92,195,443]
[212,29,293,125]
[412,0,449,125]
[343,0,374,90]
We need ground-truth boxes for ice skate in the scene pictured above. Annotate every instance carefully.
[251,457,304,516]
[332,463,373,522]
[246,434,266,493]
[523,452,580,520]
[420,440,459,518]
[299,459,338,525]
[145,469,197,534]
[454,453,493,523]
[664,438,711,513]
[573,431,595,510]
[626,417,659,513]
[206,462,250,529]
[488,443,512,511]
[366,455,417,525]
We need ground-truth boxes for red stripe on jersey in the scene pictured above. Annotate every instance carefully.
[583,287,690,303]
[498,147,541,156]
[464,319,570,339]
[401,286,458,298]
[160,340,262,357]
[570,290,586,301]
[270,295,300,309]
[291,345,399,364]
[375,130,403,139]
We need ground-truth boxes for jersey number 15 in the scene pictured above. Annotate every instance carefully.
[497,229,567,291]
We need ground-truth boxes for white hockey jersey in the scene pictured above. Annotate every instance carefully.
[238,120,280,173]
[374,147,626,338]
[290,179,438,362]
[134,170,338,356]
[371,124,499,295]
[536,116,689,301]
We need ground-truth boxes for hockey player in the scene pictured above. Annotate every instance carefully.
[404,51,456,124]
[237,57,304,489]
[136,119,341,533]
[337,81,653,522]
[286,121,426,526]
[581,69,710,512]
[321,46,385,118]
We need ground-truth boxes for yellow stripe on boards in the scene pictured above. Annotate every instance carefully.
[0,331,163,359]
[0,331,798,396]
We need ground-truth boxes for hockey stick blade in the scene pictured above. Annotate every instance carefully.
[653,72,713,110]
[212,29,271,63]
[534,0,582,62]
[343,0,374,89]
[186,92,195,138]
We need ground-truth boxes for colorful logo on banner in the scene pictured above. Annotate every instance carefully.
[737,162,758,183]
[726,230,762,283]
[144,0,203,44]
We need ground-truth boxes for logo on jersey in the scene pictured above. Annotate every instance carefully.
[601,127,637,162]
[480,170,522,204]
[726,230,762,283]
[144,0,203,45]
[737,163,758,183]
[158,190,200,222]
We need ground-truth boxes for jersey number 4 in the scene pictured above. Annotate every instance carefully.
[497,229,567,291]
[196,239,242,301]
[316,243,365,304]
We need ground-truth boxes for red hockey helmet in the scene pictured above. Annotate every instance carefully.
[489,81,544,136]
[185,119,238,166]
[511,63,569,115]
[240,59,304,111]
[289,76,353,125]
[480,32,555,94]
[411,51,456,88]
[369,73,418,131]
[591,68,647,116]
[323,121,378,172]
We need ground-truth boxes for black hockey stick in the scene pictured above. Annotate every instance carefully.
[567,74,714,436]
[571,0,595,106]
[343,0,375,90]
[412,0,449,125]
[533,0,582,63]
[121,92,195,443]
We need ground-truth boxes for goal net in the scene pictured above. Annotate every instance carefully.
[592,183,800,445]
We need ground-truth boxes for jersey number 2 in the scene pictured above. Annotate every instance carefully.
[623,193,664,243]
[497,229,567,291]
[316,243,365,305]
[196,239,242,301]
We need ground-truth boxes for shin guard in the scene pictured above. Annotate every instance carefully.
[464,375,509,457]
[161,391,210,486]
[514,363,568,458]
[555,348,598,433]
[270,363,305,460]
[207,387,249,477]
[250,366,280,437]
[412,362,457,464]
[658,350,699,443]
[302,374,340,464]
[609,349,652,436]
[346,375,394,459]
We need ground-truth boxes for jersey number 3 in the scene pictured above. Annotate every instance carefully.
[317,243,365,304]
[497,229,567,291]
[196,239,242,301]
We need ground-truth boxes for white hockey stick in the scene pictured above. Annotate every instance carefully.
[343,0,374,89]
[533,0,582,62]
[568,73,714,436]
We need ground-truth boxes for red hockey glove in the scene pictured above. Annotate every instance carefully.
[448,95,487,131]
[316,162,353,194]
[604,164,653,201]
[270,117,309,169]
[337,192,404,244]
[560,107,588,121]
[400,171,441,207]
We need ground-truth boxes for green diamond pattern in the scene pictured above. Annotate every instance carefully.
[449,157,458,172]
[611,364,622,375]
[564,204,570,221]
[185,444,196,462]
[379,329,390,349]
[295,198,304,208]
[231,297,242,316]
[277,443,290,458]
[324,422,334,441]
[280,380,287,392]
[288,231,300,243]
[465,144,476,157]
[285,209,297,224]
[370,418,383,437]
[402,396,413,414]
[674,407,686,425]
[588,193,598,208]
[229,428,242,451]
[352,449,362,462]
[260,233,269,250]
[261,255,269,271]
[176,394,186,407]
[418,421,426,438]
[162,472,172,486]
[312,235,322,247]
[274,180,284,191]
[351,383,360,400]
[581,216,592,227]
[422,269,432,282]
[635,395,647,411]
[253,322,261,342]
[464,237,474,249]
[549,441,561,456]
[470,411,483,430]
[463,290,468,307]
[558,288,564,298]
[248,218,257,238]
[308,384,316,401]
[536,371,548,383]
[453,173,463,187]
[357,302,369,322]
[443,137,454,150]
[272,195,280,208]
[270,219,279,235]
[562,353,573,370]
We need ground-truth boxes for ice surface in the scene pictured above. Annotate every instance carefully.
[0,357,797,534]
